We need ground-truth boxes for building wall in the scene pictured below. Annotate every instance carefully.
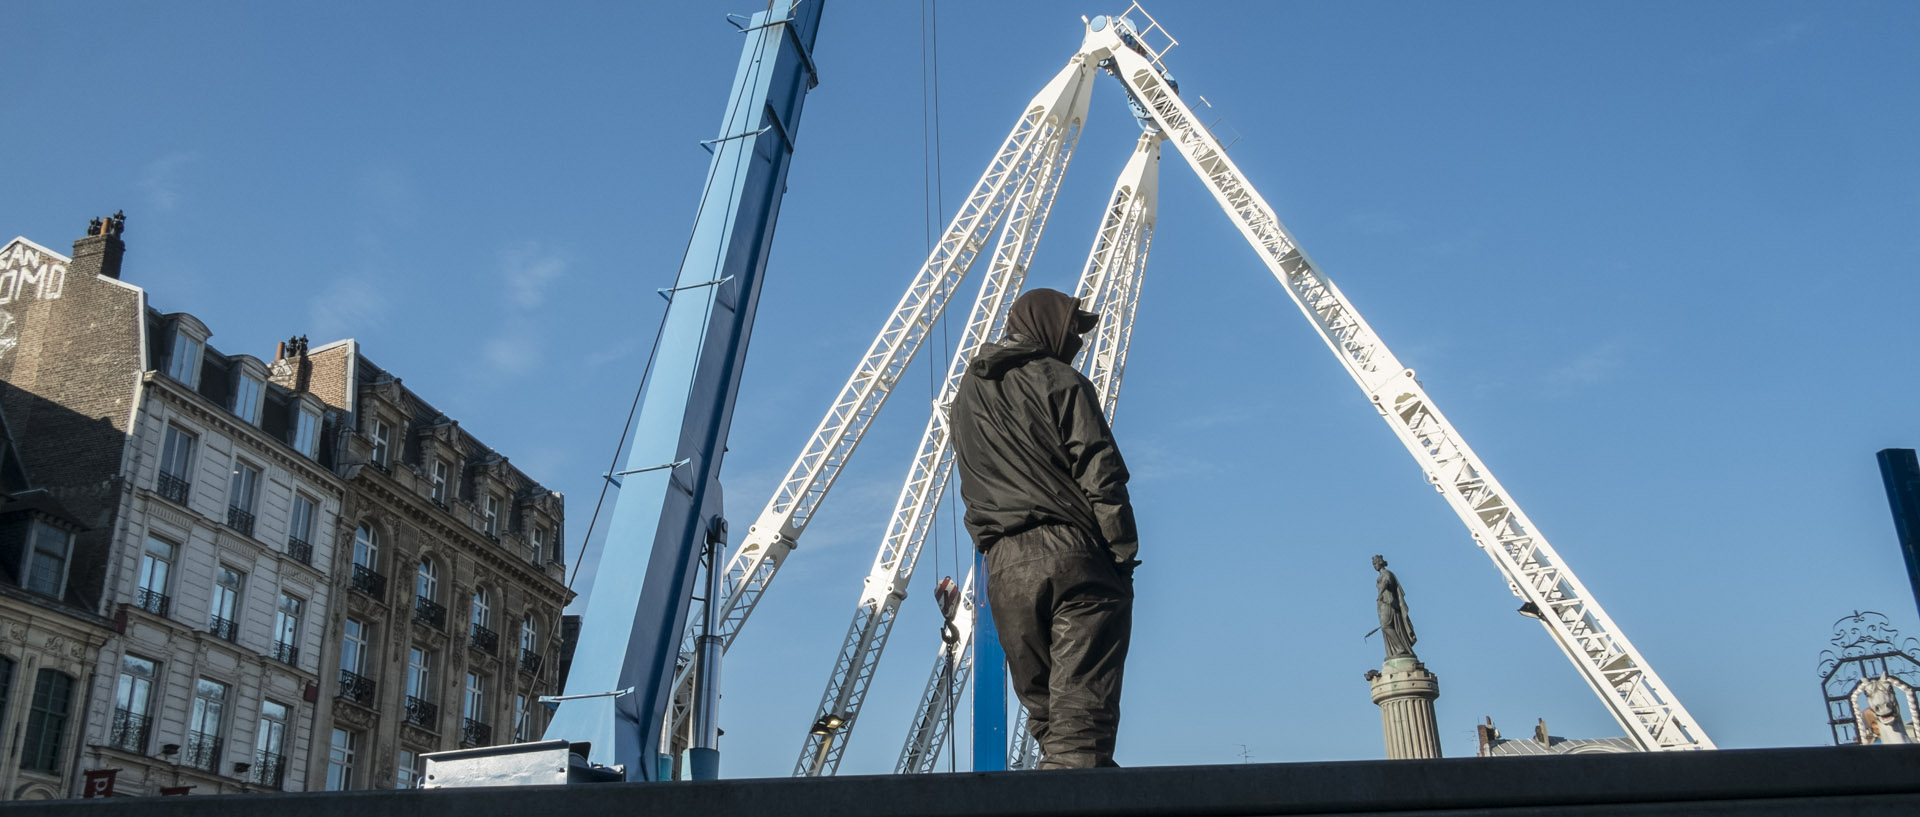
[0,593,114,800]
[310,366,569,791]
[75,374,344,795]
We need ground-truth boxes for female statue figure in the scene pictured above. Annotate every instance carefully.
[1374,555,1418,661]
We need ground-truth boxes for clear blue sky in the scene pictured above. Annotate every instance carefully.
[6,0,1919,777]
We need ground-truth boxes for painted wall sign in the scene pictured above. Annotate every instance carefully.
[0,242,68,305]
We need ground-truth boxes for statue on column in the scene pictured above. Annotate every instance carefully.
[1373,555,1417,661]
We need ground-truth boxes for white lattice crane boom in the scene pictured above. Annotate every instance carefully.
[1084,7,1711,751]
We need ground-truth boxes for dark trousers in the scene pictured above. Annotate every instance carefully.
[986,524,1133,769]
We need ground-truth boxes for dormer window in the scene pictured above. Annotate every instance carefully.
[295,409,320,457]
[232,373,263,424]
[230,357,270,426]
[431,459,450,505]
[168,333,202,386]
[371,420,391,468]
[483,494,501,537]
[165,315,210,388]
[23,520,73,598]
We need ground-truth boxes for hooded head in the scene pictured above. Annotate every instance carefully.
[1004,288,1099,364]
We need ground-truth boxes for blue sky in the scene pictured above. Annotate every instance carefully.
[6,0,1919,777]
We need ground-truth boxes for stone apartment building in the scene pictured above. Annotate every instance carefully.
[0,220,569,798]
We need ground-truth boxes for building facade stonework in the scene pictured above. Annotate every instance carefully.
[0,223,569,799]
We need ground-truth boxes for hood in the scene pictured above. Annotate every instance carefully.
[969,288,1098,379]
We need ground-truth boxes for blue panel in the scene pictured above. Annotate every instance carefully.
[542,1,825,781]
[1877,449,1920,623]
[973,550,1007,771]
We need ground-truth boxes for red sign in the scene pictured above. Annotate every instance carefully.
[81,768,117,798]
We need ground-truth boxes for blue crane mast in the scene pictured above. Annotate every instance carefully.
[539,0,824,782]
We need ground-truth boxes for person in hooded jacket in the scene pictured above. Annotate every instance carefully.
[950,287,1139,769]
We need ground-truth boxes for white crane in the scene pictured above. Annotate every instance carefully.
[684,3,1713,769]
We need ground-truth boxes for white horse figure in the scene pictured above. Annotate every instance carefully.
[1860,673,1910,745]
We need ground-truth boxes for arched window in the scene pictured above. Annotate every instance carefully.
[415,558,438,601]
[471,587,491,631]
[353,525,378,570]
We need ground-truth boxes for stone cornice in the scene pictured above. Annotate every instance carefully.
[145,372,342,492]
[350,470,570,607]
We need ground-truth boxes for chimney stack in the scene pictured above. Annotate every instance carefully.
[70,211,127,280]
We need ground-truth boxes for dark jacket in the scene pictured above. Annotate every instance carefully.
[949,334,1138,565]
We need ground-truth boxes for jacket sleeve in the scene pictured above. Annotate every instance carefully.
[1057,374,1139,565]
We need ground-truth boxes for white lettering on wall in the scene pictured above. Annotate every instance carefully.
[0,243,68,306]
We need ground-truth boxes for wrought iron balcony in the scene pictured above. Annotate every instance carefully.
[185,731,222,772]
[250,751,285,788]
[208,616,238,642]
[156,471,190,504]
[350,564,386,600]
[462,718,492,747]
[414,596,446,629]
[404,696,439,729]
[109,709,150,753]
[287,536,313,566]
[226,506,256,537]
[272,640,299,665]
[338,670,375,706]
[134,587,171,617]
[519,652,543,676]
[469,625,498,655]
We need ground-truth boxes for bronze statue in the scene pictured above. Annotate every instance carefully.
[1373,555,1417,661]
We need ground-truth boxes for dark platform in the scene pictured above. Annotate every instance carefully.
[19,745,1920,816]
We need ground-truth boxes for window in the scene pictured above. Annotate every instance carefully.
[0,657,13,740]
[274,593,304,664]
[209,567,243,641]
[431,459,450,505]
[325,728,357,791]
[24,520,72,597]
[20,670,74,773]
[253,700,289,787]
[294,408,320,458]
[353,525,378,571]
[514,694,531,742]
[531,525,547,563]
[519,614,543,675]
[227,460,260,536]
[168,330,202,386]
[416,558,439,602]
[483,494,501,537]
[232,373,264,425]
[342,618,370,676]
[136,535,175,616]
[471,587,492,631]
[396,749,422,789]
[157,425,195,503]
[186,677,228,772]
[371,419,391,468]
[289,493,317,564]
[111,654,158,753]
[464,672,486,723]
[406,647,432,706]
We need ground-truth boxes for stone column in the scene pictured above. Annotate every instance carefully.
[1367,657,1442,759]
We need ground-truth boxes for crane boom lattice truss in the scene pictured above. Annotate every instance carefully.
[682,4,1712,768]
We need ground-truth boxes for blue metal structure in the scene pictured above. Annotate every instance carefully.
[1877,449,1920,623]
[972,553,1007,771]
[542,0,825,782]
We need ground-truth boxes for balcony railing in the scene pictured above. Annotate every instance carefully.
[350,564,386,600]
[156,472,190,504]
[226,506,256,537]
[134,587,171,617]
[404,696,439,729]
[462,718,492,747]
[338,670,375,706]
[414,596,446,629]
[109,709,151,753]
[185,731,222,772]
[519,652,543,676]
[469,625,498,655]
[287,536,313,566]
[208,616,238,642]
[272,640,299,665]
[250,751,286,788]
